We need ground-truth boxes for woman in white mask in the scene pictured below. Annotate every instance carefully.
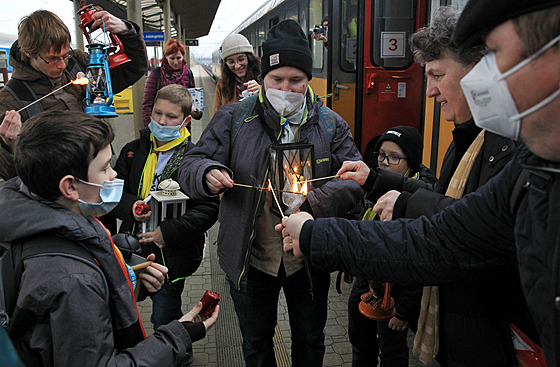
[178,19,364,367]
[109,84,220,349]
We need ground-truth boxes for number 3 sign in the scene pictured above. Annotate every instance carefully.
[381,32,405,58]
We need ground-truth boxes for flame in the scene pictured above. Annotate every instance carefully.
[73,77,89,85]
[300,180,308,195]
[268,181,272,191]
[291,175,299,192]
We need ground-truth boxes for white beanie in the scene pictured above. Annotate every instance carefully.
[221,34,253,60]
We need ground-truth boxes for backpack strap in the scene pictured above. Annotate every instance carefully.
[318,105,336,143]
[2,79,42,121]
[231,94,259,146]
[187,68,195,88]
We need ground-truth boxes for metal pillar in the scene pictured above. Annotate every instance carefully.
[72,0,84,50]
[127,0,146,137]
[164,0,171,43]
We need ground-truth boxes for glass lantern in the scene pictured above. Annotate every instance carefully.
[84,43,118,118]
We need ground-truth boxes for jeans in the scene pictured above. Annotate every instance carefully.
[348,277,409,367]
[229,265,330,367]
[150,278,186,330]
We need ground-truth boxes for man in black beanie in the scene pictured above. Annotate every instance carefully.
[178,19,363,367]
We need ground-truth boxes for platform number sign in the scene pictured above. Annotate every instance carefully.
[381,32,406,58]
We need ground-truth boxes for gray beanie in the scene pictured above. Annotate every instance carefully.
[221,34,253,60]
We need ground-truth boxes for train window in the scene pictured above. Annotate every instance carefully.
[269,16,279,29]
[286,5,298,22]
[340,0,359,72]
[370,0,415,69]
[258,23,266,57]
[309,0,324,70]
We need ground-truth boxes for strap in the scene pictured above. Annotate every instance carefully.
[3,79,43,121]
[231,94,259,145]
[318,106,336,143]
[188,68,195,88]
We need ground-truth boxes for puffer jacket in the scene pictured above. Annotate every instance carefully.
[110,128,220,281]
[0,178,193,367]
[178,90,363,290]
[0,20,147,179]
[301,146,560,366]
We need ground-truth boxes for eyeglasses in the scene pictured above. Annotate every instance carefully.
[37,48,73,65]
[226,56,247,66]
[374,152,407,165]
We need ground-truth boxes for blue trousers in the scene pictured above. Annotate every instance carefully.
[229,265,330,367]
[150,278,186,330]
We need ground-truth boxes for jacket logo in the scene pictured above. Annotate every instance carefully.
[316,157,330,164]
[127,151,134,158]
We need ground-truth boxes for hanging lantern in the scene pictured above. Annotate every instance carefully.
[84,43,118,118]
[359,282,396,321]
[77,2,131,69]
[269,142,314,216]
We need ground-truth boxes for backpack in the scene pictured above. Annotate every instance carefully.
[0,234,95,330]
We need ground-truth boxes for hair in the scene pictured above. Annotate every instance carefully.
[18,10,71,62]
[154,84,193,118]
[410,6,487,66]
[160,38,186,65]
[219,53,261,102]
[512,6,560,58]
[14,111,114,201]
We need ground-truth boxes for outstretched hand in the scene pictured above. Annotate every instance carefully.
[336,160,370,186]
[138,253,168,292]
[205,168,233,194]
[179,301,220,332]
[275,211,314,259]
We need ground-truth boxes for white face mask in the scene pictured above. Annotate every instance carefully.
[460,34,560,141]
[265,86,306,117]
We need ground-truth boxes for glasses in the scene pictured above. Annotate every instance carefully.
[374,152,407,165]
[38,48,73,65]
[226,56,247,66]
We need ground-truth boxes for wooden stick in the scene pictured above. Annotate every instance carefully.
[268,179,285,218]
[233,182,304,195]
[17,72,87,113]
[232,182,254,189]
[297,175,337,184]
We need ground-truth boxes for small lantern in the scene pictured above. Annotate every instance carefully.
[84,43,118,118]
[158,179,181,196]
[77,2,131,69]
[142,185,189,234]
[269,142,314,215]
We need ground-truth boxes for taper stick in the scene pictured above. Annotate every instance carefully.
[297,175,337,184]
[268,179,285,218]
[232,182,304,195]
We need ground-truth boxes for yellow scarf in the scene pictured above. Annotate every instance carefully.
[140,127,190,199]
[413,129,485,365]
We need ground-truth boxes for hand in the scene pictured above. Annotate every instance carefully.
[132,200,151,222]
[91,10,128,35]
[336,160,370,186]
[244,80,260,95]
[388,316,408,331]
[311,34,328,43]
[276,212,314,258]
[139,226,165,248]
[138,253,167,292]
[179,301,220,332]
[373,190,401,221]
[0,110,22,148]
[205,168,233,194]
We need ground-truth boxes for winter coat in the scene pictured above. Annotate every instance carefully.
[364,120,527,366]
[0,178,193,367]
[111,128,219,281]
[0,20,147,180]
[300,146,560,366]
[178,91,363,290]
[213,79,244,114]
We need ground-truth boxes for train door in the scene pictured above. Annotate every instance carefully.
[357,0,426,161]
[327,0,359,136]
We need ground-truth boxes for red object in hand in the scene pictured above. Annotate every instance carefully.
[199,290,221,317]
[135,203,151,215]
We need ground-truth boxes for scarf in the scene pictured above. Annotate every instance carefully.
[413,129,486,365]
[160,62,189,88]
[141,127,190,199]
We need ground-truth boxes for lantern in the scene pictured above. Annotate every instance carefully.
[269,143,314,216]
[359,282,396,321]
[141,179,190,235]
[77,2,131,69]
[84,43,118,118]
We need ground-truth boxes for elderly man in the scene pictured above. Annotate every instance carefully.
[0,9,147,179]
[179,19,363,367]
[279,0,560,366]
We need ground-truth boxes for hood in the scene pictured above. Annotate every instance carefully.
[0,178,100,244]
[9,40,47,82]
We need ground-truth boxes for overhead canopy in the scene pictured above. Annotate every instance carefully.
[77,0,220,39]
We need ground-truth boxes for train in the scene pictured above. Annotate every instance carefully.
[212,0,465,175]
[0,33,16,88]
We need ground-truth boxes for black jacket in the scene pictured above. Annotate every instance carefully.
[301,146,560,366]
[111,129,219,281]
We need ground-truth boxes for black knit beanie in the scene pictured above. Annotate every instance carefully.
[374,126,423,173]
[261,19,313,80]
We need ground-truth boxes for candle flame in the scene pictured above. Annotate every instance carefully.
[73,77,89,85]
[291,175,298,192]
[300,180,308,195]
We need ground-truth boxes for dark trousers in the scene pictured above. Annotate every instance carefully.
[348,277,410,367]
[229,265,330,367]
[150,278,186,330]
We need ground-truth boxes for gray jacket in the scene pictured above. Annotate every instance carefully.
[0,178,192,367]
[178,91,363,289]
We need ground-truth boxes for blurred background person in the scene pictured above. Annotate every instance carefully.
[213,33,261,114]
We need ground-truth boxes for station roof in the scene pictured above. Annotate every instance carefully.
[80,0,221,39]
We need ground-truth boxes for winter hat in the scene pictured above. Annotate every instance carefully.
[261,19,313,80]
[374,126,423,173]
[455,0,560,48]
[221,34,253,60]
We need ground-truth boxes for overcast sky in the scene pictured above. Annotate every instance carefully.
[0,0,268,58]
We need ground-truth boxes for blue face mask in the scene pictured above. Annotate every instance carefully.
[78,178,124,217]
[148,117,186,141]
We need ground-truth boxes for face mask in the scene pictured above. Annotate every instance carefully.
[148,117,186,141]
[266,86,306,117]
[461,35,560,140]
[78,178,124,217]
